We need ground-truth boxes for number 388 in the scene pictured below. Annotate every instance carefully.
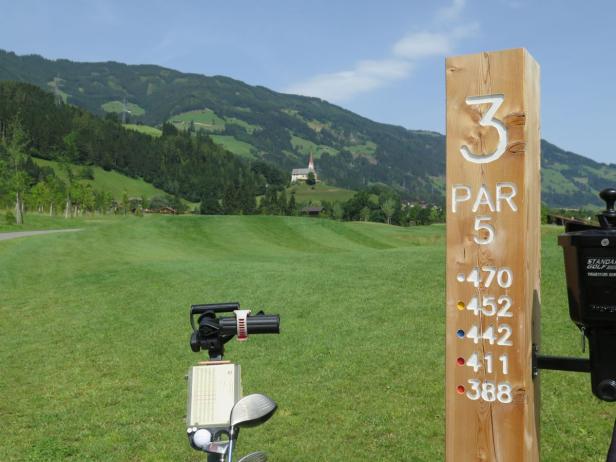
[466,379,512,404]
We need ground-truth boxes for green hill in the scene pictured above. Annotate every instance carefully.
[33,158,167,200]
[0,214,610,460]
[0,81,289,211]
[0,50,445,202]
[1,49,615,207]
[541,140,616,208]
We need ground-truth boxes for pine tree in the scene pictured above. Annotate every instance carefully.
[200,186,222,215]
[288,193,297,216]
[239,180,256,215]
[222,182,241,214]
[278,190,288,216]
[261,187,278,215]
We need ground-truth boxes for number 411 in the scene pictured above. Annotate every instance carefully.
[466,352,509,375]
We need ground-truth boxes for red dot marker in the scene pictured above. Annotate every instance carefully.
[456,385,465,394]
[457,357,465,366]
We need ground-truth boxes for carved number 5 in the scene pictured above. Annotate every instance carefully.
[460,94,507,164]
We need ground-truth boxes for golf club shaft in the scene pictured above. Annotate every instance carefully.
[227,429,235,462]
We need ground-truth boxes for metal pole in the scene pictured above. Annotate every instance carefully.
[607,419,616,462]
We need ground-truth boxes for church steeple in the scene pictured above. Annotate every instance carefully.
[308,153,315,171]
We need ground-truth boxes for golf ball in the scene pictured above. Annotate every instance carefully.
[192,429,212,448]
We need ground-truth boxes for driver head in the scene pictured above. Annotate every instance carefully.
[230,394,277,429]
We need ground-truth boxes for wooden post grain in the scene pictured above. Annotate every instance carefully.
[445,48,541,461]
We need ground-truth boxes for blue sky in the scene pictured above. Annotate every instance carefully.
[0,0,614,164]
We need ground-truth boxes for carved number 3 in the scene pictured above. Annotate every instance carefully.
[460,94,508,164]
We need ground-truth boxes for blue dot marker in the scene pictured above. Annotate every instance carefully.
[456,329,465,338]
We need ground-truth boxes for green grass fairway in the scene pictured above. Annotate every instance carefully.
[0,217,612,461]
[288,181,356,203]
[33,158,168,200]
[0,213,89,233]
[124,124,162,137]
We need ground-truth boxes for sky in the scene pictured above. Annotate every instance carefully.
[0,0,614,164]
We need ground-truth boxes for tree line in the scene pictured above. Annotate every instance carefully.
[201,182,444,226]
[0,118,174,223]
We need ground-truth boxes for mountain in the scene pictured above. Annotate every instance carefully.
[0,81,288,209]
[0,49,614,208]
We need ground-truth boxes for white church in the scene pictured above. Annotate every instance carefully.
[291,153,318,183]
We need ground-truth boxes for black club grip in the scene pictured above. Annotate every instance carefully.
[219,314,280,336]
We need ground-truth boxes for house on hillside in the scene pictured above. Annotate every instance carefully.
[301,205,323,217]
[145,206,177,215]
[291,153,318,183]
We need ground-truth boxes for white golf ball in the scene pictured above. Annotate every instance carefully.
[192,429,212,449]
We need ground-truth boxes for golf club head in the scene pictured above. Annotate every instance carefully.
[230,394,277,428]
[238,451,268,462]
[205,441,230,455]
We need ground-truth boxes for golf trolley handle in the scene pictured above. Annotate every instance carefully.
[189,302,280,356]
[191,302,240,315]
[218,314,280,335]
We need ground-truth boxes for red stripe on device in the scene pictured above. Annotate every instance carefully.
[234,310,251,341]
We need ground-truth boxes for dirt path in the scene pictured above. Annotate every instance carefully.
[0,228,83,241]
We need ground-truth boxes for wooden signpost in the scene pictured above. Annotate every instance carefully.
[445,48,541,461]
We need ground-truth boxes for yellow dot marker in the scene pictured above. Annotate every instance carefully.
[456,301,465,311]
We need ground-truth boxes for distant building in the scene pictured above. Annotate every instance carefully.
[291,153,317,183]
[301,205,323,217]
[144,206,177,215]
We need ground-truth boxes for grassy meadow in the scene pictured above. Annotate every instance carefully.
[0,215,613,461]
[31,159,199,209]
[209,135,256,159]
[169,109,225,132]
[33,158,167,200]
[287,181,356,204]
[101,101,146,117]
[125,124,163,138]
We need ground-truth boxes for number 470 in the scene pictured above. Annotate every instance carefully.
[465,266,513,289]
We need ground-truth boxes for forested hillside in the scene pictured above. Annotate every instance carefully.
[0,81,287,210]
[541,140,616,208]
[0,49,444,202]
[0,49,614,207]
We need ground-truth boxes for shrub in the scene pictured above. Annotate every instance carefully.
[78,166,95,180]
[5,210,15,225]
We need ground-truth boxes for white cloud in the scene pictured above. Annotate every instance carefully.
[285,59,412,103]
[283,0,476,103]
[392,32,452,59]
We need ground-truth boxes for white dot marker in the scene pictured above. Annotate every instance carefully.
[456,273,465,282]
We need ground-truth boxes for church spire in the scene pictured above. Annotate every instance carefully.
[308,153,315,171]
